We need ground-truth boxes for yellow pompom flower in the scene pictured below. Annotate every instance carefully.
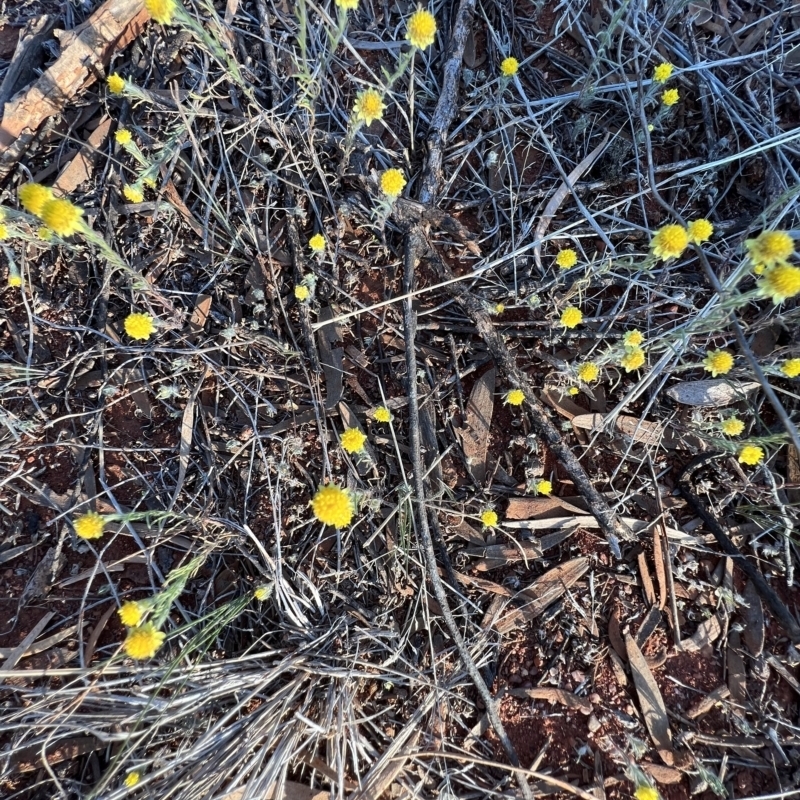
[124,312,155,341]
[500,57,519,77]
[8,274,22,287]
[340,427,367,453]
[123,623,166,660]
[703,349,734,377]
[634,787,660,800]
[650,223,688,261]
[535,480,552,496]
[758,263,800,304]
[662,88,680,106]
[335,0,359,9]
[0,223,8,240]
[295,285,310,302]
[560,306,582,328]
[687,218,713,244]
[652,63,673,84]
[738,445,764,466]
[124,772,141,788]
[493,303,505,314]
[311,484,354,527]
[782,358,800,378]
[254,584,272,600]
[623,330,644,348]
[115,128,132,146]
[309,233,326,252]
[380,168,407,197]
[745,230,795,270]
[555,248,578,269]
[720,417,744,437]
[73,511,105,540]
[123,184,144,203]
[144,0,177,25]
[353,89,385,126]
[18,183,54,216]
[107,73,125,94]
[576,362,599,383]
[567,386,579,396]
[118,601,144,628]
[480,509,498,527]
[373,406,392,423]
[407,7,437,49]
[505,388,525,406]
[620,346,646,372]
[40,198,83,237]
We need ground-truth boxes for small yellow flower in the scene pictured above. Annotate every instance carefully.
[145,0,177,25]
[653,63,673,84]
[309,233,326,252]
[40,198,83,237]
[295,285,310,302]
[254,584,272,600]
[634,787,660,800]
[124,772,141,788]
[18,183,54,216]
[407,7,437,49]
[124,312,156,341]
[620,346,646,372]
[311,484,354,527]
[738,445,764,466]
[576,362,599,383]
[340,427,367,453]
[505,388,525,406]
[73,511,105,540]
[118,601,144,628]
[687,218,713,244]
[662,88,680,106]
[567,386,579,396]
[782,358,800,378]
[555,248,578,269]
[703,349,734,377]
[107,73,126,94]
[745,230,795,270]
[650,223,688,261]
[123,184,144,203]
[8,274,22,287]
[560,306,582,329]
[493,303,505,314]
[623,330,644,349]
[759,263,800,305]
[480,509,498,527]
[0,223,8,240]
[720,417,744,437]
[353,89,385,126]
[380,168,407,197]
[335,0,359,9]
[373,406,392,423]
[123,623,166,660]
[535,480,552,496]
[500,57,519,77]
[115,128,132,146]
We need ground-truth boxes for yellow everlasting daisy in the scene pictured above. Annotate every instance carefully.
[407,7,437,49]
[295,285,310,302]
[535,480,552,496]
[0,223,8,240]
[634,787,660,800]
[500,57,519,77]
[8,274,22,287]
[353,89,385,126]
[720,417,744,437]
[555,248,578,269]
[745,230,795,270]
[653,63,673,84]
[340,427,367,453]
[687,218,713,244]
[738,445,764,466]
[373,406,392,423]
[73,511,105,540]
[311,484,354,527]
[623,330,644,348]
[480,509,498,527]
[567,386,579,396]
[703,349,733,377]
[123,184,144,203]
[124,312,155,341]
[254,585,272,600]
[309,233,326,252]
[115,128,132,146]
[620,346,646,372]
[505,388,525,406]
[118,601,144,627]
[576,362,599,383]
[380,168,407,197]
[107,73,125,94]
[662,88,679,106]
[758,263,800,304]
[123,623,166,660]
[650,223,688,261]
[560,306,582,328]
[782,358,800,378]
[124,772,141,788]
[18,183,54,216]
[335,0,359,9]
[144,0,177,25]
[40,198,83,237]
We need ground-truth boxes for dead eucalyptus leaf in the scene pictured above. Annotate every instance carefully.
[508,687,593,714]
[666,380,759,407]
[457,367,495,485]
[572,413,664,447]
[741,579,765,656]
[680,613,722,652]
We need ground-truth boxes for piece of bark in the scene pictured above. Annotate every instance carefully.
[0,15,57,111]
[457,366,495,485]
[53,115,112,194]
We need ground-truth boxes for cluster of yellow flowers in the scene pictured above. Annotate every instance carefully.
[649,218,713,261]
[620,330,646,373]
[745,230,800,303]
[19,183,85,238]
[652,62,678,107]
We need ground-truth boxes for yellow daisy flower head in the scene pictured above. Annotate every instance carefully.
[40,198,83,237]
[493,302,505,314]
[535,479,552,496]
[124,312,156,341]
[567,386,579,396]
[353,88,385,126]
[620,346,646,372]
[500,57,519,77]
[107,73,125,94]
[18,183,54,217]
[560,306,582,329]
[295,284,310,302]
[623,330,644,349]
[407,7,437,49]
[745,230,795,270]
[650,223,688,261]
[782,358,800,378]
[555,248,578,269]
[720,417,744,437]
[634,787,660,800]
[505,388,525,406]
[254,584,272,600]
[738,445,764,466]
[335,0,359,9]
[123,623,166,660]
[652,63,673,84]
[123,184,144,203]
[309,233,326,252]
[758,263,800,305]
[124,772,141,788]
[145,0,177,25]
[702,349,734,377]
[373,406,392,423]
[73,511,105,540]
[8,274,22,288]
[115,128,132,146]
[340,427,367,454]
[687,218,713,244]
[480,509,498,527]
[576,362,599,383]
[662,88,680,106]
[380,168,407,197]
[0,223,8,240]
[311,483,354,527]
[118,601,144,628]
